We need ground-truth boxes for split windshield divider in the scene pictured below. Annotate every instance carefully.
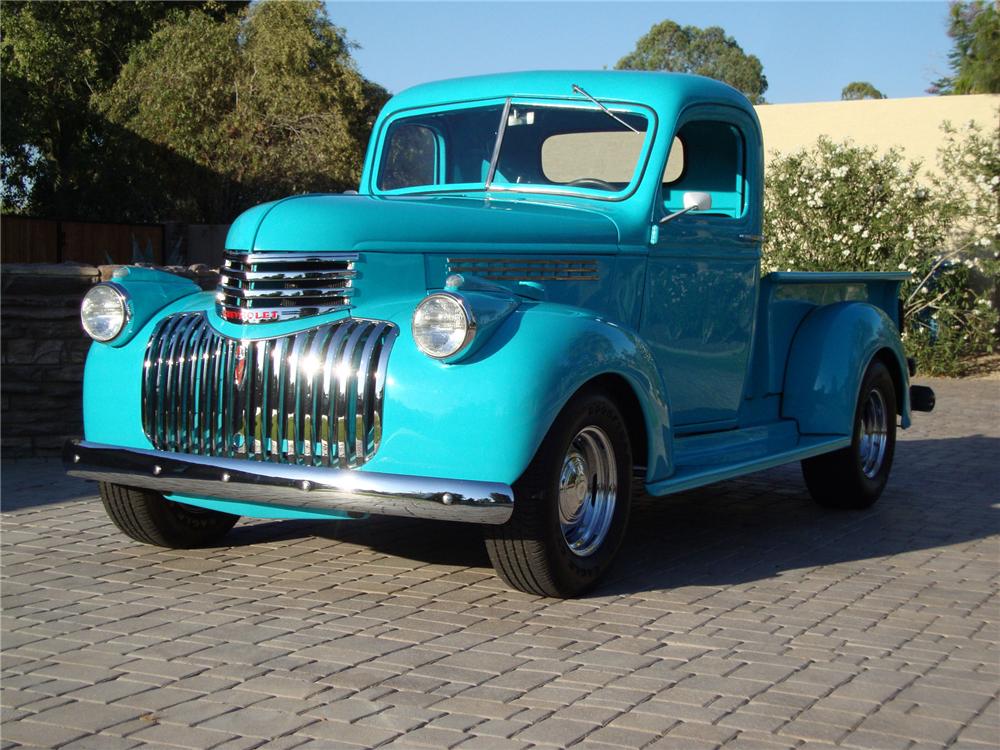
[484,98,512,189]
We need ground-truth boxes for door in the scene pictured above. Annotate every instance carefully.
[640,108,761,430]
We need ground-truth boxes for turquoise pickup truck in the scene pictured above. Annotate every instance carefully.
[65,71,934,597]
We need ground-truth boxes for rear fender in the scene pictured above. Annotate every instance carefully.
[782,301,910,435]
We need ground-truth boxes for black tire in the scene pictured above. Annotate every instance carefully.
[483,390,632,597]
[801,359,897,509]
[99,482,239,548]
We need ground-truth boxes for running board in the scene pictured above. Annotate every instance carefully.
[645,435,850,496]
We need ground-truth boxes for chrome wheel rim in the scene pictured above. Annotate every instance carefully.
[558,425,617,557]
[858,388,888,479]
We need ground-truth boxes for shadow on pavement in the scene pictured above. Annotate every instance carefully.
[0,460,97,512]
[217,435,1000,595]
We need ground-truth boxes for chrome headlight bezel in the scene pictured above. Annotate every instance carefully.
[81,282,131,343]
[411,292,477,360]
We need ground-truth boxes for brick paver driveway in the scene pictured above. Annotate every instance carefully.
[2,377,997,750]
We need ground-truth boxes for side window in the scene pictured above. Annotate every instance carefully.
[378,123,438,190]
[662,121,746,219]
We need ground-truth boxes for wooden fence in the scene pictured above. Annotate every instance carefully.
[1,215,164,265]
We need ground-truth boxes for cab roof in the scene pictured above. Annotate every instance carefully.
[384,70,756,120]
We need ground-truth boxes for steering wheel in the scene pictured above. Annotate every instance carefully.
[566,177,616,192]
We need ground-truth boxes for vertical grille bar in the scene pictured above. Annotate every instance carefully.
[336,324,367,468]
[302,326,331,465]
[371,328,399,455]
[141,312,396,467]
[286,332,308,463]
[152,315,185,450]
[355,322,390,461]
[270,336,288,462]
[142,317,168,441]
[166,315,198,452]
[221,338,234,457]
[181,318,208,453]
[253,339,269,459]
[319,321,353,466]
[196,323,213,454]
[209,334,225,455]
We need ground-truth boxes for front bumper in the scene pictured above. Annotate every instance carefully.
[63,440,514,525]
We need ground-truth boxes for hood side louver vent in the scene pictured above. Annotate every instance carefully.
[217,250,358,323]
[447,257,599,282]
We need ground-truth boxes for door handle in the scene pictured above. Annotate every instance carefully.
[739,234,764,243]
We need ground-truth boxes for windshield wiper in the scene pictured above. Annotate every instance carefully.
[571,84,639,133]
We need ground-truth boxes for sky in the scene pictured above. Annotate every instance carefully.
[326,1,954,104]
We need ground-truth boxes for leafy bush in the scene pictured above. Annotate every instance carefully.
[763,123,999,376]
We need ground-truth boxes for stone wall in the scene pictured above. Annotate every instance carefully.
[1,263,218,458]
[1,264,96,457]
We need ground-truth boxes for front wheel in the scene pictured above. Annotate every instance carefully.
[483,390,632,597]
[801,359,897,509]
[100,482,239,548]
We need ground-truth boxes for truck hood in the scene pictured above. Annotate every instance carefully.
[226,194,621,254]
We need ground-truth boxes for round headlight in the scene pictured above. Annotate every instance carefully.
[81,284,129,342]
[412,293,475,359]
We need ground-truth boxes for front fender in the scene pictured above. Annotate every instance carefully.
[82,295,673,488]
[366,302,673,485]
[782,301,910,436]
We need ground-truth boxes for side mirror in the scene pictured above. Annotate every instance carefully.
[683,192,712,211]
[660,191,713,225]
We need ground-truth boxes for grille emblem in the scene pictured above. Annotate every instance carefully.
[223,309,280,323]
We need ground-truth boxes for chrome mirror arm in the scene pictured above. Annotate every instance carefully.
[659,205,699,225]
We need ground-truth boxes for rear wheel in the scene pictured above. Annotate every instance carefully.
[99,482,239,548]
[484,390,632,597]
[801,359,897,509]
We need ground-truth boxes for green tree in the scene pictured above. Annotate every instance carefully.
[97,0,388,223]
[841,81,887,100]
[930,0,1000,94]
[615,20,768,104]
[0,1,246,218]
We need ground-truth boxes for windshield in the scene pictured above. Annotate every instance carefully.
[375,100,651,198]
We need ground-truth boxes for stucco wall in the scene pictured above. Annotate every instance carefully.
[754,94,999,173]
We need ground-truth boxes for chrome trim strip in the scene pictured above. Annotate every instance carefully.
[225,252,359,265]
[64,440,514,525]
[219,285,354,300]
[222,269,356,282]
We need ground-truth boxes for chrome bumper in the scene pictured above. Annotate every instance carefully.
[63,440,514,525]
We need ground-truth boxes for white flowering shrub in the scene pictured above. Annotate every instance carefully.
[763,128,999,376]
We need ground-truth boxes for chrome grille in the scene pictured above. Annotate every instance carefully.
[447,257,599,281]
[142,312,398,467]
[217,250,357,323]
